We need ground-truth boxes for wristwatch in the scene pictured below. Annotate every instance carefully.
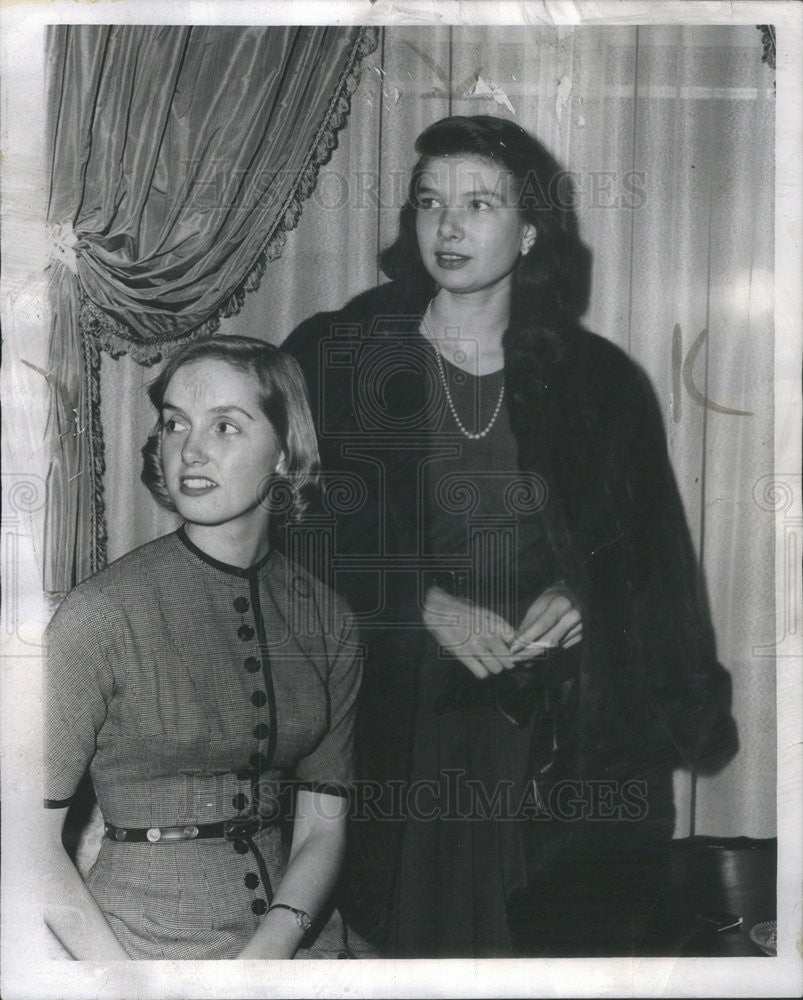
[268,902,312,932]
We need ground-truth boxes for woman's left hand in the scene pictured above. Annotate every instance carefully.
[508,585,583,660]
[236,789,347,960]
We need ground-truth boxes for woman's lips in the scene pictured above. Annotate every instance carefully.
[179,476,218,496]
[434,251,471,269]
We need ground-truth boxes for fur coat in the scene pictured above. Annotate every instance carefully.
[285,279,738,941]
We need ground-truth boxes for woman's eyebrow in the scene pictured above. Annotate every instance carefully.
[467,183,504,200]
[417,181,504,201]
[160,402,255,420]
[210,405,255,420]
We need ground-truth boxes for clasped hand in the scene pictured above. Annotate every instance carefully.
[422,584,582,680]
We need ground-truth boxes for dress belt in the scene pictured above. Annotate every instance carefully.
[104,817,276,900]
[104,817,273,843]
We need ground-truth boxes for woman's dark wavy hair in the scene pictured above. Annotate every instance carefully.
[141,336,320,520]
[379,115,589,318]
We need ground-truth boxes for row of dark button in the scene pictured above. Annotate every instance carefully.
[233,840,267,910]
[236,851,268,912]
[236,599,269,752]
[236,594,269,918]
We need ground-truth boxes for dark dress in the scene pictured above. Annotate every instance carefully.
[44,529,361,960]
[391,351,560,956]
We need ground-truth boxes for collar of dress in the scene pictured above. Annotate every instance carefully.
[176,525,275,579]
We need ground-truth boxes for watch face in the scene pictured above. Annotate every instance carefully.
[269,902,312,930]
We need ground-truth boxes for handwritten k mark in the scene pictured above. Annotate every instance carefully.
[672,325,753,422]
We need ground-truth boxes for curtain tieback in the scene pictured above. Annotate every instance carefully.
[47,222,79,275]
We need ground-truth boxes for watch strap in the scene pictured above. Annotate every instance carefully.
[267,902,312,932]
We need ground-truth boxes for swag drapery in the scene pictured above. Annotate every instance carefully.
[44,24,378,592]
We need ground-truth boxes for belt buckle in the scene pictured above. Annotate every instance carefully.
[148,825,200,842]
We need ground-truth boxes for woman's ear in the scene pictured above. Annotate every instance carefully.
[520,224,537,256]
[275,453,288,476]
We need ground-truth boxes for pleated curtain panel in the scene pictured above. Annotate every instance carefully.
[43,24,379,592]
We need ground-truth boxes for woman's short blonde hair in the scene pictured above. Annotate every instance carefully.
[141,336,320,520]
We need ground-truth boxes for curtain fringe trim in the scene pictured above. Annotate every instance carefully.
[82,335,108,573]
[78,26,380,367]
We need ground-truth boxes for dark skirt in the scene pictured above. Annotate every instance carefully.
[386,636,675,958]
[389,636,535,958]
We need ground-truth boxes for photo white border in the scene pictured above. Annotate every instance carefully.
[1,2,800,997]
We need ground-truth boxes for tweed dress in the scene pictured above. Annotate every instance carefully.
[45,528,361,960]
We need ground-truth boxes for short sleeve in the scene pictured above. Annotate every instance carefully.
[293,610,362,796]
[44,587,115,807]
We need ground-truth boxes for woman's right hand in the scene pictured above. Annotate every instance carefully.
[422,586,517,679]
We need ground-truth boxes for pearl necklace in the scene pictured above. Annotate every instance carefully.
[421,306,506,441]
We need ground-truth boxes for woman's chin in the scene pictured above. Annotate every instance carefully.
[178,506,270,536]
[172,503,228,528]
[429,272,512,298]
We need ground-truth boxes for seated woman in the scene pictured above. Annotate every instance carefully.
[42,336,362,960]
[285,115,738,957]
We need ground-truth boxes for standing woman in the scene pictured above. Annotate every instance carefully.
[42,337,361,960]
[286,116,737,957]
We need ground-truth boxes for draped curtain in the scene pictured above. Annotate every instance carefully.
[56,24,775,839]
[44,24,378,591]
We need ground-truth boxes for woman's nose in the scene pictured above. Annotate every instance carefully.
[437,207,463,240]
[180,430,207,465]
